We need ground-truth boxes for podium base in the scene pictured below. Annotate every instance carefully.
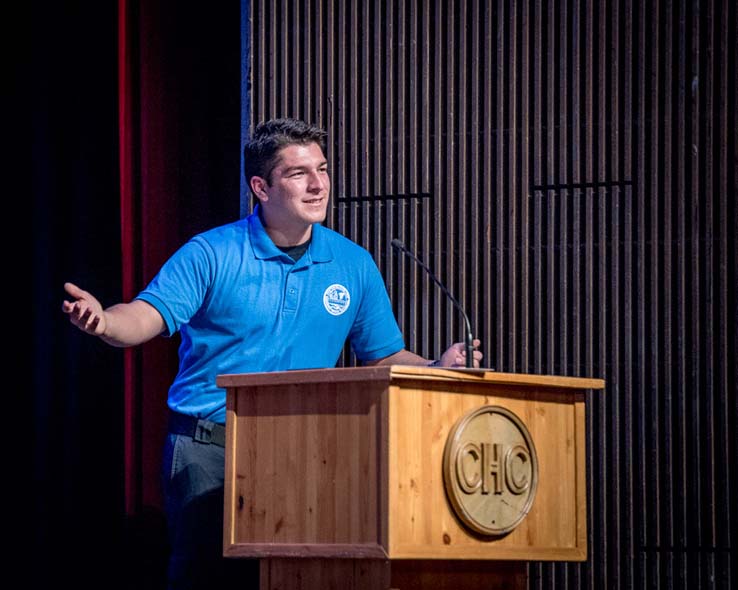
[260,558,526,590]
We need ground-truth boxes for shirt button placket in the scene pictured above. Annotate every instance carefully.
[284,273,298,312]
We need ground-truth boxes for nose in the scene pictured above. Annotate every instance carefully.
[307,170,328,192]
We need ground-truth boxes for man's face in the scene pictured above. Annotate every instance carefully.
[253,142,330,232]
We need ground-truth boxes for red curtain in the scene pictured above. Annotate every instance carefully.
[117,0,241,514]
[118,0,179,513]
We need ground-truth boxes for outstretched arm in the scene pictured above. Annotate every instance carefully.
[365,339,483,368]
[61,282,165,347]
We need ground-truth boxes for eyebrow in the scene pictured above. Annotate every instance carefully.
[280,161,329,175]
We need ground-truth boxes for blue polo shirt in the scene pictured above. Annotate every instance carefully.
[135,206,405,423]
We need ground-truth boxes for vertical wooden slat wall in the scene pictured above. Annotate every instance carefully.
[244,1,736,588]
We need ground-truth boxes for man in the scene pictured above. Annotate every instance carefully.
[63,117,482,589]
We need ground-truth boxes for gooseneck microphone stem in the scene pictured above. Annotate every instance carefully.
[391,239,474,368]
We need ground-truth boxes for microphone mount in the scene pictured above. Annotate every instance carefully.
[391,239,474,368]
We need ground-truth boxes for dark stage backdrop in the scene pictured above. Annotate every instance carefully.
[30,1,735,589]
[30,2,126,588]
[117,0,241,515]
[244,1,735,589]
[31,1,240,588]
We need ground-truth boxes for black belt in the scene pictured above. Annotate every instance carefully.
[168,411,226,447]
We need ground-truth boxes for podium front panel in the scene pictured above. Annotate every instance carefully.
[218,366,603,562]
[387,376,587,561]
[222,371,390,558]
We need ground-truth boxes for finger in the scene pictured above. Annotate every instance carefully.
[86,315,101,332]
[64,282,86,298]
[84,312,102,332]
[78,306,93,325]
[66,299,88,319]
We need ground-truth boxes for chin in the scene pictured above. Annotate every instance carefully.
[303,205,328,223]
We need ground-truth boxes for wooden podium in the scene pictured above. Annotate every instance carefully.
[216,366,604,589]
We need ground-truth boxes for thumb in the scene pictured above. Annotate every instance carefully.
[64,282,85,298]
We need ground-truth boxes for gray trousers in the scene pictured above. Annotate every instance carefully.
[161,433,258,590]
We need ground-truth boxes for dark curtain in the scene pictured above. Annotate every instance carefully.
[30,1,240,588]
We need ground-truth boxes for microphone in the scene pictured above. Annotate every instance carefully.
[391,239,475,368]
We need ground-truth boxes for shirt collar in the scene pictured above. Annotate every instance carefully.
[248,204,333,264]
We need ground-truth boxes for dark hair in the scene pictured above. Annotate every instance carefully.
[243,118,328,190]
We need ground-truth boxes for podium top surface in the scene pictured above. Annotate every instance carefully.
[216,365,605,391]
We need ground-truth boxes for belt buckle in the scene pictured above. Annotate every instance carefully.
[194,419,216,444]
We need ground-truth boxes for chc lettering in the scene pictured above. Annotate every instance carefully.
[455,442,531,495]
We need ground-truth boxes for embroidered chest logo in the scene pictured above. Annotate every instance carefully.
[323,284,351,316]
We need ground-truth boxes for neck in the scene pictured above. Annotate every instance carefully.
[258,207,313,247]
[266,225,313,247]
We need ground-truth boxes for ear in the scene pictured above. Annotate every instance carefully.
[250,176,269,202]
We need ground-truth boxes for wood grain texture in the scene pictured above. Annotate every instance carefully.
[260,558,391,590]
[258,559,526,590]
[221,366,603,590]
[222,366,601,563]
[387,381,588,560]
[224,375,387,556]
